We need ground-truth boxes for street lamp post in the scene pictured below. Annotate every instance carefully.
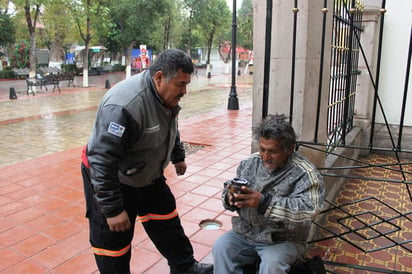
[227,0,239,110]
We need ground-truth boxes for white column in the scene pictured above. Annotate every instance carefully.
[252,0,332,165]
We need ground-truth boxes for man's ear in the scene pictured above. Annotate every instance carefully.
[154,71,163,86]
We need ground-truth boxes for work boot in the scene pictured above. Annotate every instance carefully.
[172,261,213,274]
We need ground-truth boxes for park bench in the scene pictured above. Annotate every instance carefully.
[55,72,75,87]
[26,74,60,94]
[25,71,76,95]
[38,67,60,75]
[13,68,30,79]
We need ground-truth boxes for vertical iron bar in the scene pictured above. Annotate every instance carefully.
[335,1,343,142]
[314,0,328,143]
[397,25,412,150]
[329,2,335,139]
[329,1,339,142]
[342,0,355,146]
[369,0,386,150]
[290,0,298,123]
[262,0,273,118]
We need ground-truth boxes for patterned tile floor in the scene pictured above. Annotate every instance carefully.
[307,154,412,273]
[0,70,411,273]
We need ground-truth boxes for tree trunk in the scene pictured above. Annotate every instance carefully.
[29,33,36,74]
[164,16,171,50]
[83,44,89,88]
[24,1,40,78]
[82,0,91,88]
[206,27,215,66]
[49,33,65,64]
[125,43,134,78]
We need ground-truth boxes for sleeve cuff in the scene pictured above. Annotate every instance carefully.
[105,208,124,218]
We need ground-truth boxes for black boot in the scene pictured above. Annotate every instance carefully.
[172,261,213,274]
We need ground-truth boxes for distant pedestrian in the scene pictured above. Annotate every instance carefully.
[81,48,213,274]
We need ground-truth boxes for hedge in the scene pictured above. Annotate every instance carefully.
[0,70,16,79]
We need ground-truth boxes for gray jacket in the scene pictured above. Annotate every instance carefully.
[222,152,324,244]
[86,70,185,217]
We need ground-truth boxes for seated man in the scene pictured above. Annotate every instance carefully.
[213,114,325,274]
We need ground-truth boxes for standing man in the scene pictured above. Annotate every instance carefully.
[81,49,213,274]
[213,114,325,274]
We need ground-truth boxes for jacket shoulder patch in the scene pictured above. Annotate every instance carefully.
[108,122,125,137]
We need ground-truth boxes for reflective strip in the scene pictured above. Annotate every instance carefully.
[138,209,178,223]
[92,244,131,257]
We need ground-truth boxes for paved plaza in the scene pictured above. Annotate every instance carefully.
[0,68,254,273]
[0,67,411,273]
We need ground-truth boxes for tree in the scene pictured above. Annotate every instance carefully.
[0,13,16,47]
[65,0,110,87]
[0,0,11,13]
[13,0,42,75]
[105,0,170,78]
[237,0,253,50]
[150,0,183,51]
[40,0,74,63]
[182,0,202,57]
[193,0,230,70]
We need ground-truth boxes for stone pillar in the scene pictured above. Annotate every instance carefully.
[252,0,332,166]
[353,0,382,151]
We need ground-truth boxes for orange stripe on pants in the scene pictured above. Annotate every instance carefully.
[138,209,178,223]
[92,244,131,257]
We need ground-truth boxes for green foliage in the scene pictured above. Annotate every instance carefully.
[65,0,111,44]
[11,41,30,68]
[38,0,71,48]
[104,0,171,54]
[61,63,76,73]
[148,0,184,51]
[0,70,16,79]
[237,0,253,50]
[4,0,253,66]
[112,64,125,71]
[10,4,30,43]
[0,13,16,46]
[190,0,231,63]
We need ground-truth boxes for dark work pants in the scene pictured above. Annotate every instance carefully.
[81,163,195,274]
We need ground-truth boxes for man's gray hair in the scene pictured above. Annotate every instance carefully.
[252,114,296,151]
[149,49,194,82]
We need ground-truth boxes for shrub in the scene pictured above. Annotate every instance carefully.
[0,70,16,79]
[112,64,125,71]
[61,64,77,73]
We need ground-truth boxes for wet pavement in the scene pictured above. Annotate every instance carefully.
[0,66,252,168]
[0,66,253,273]
[1,64,411,273]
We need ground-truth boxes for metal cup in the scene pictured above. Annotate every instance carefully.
[229,178,249,194]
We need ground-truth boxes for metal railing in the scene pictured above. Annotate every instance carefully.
[327,0,363,148]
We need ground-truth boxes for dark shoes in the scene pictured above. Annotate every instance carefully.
[174,261,214,274]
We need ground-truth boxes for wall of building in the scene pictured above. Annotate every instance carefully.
[355,0,412,155]
[252,0,332,166]
[377,0,412,126]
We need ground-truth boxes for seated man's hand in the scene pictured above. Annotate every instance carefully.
[106,210,131,232]
[232,187,262,209]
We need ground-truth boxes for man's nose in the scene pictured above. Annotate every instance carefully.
[261,151,270,160]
